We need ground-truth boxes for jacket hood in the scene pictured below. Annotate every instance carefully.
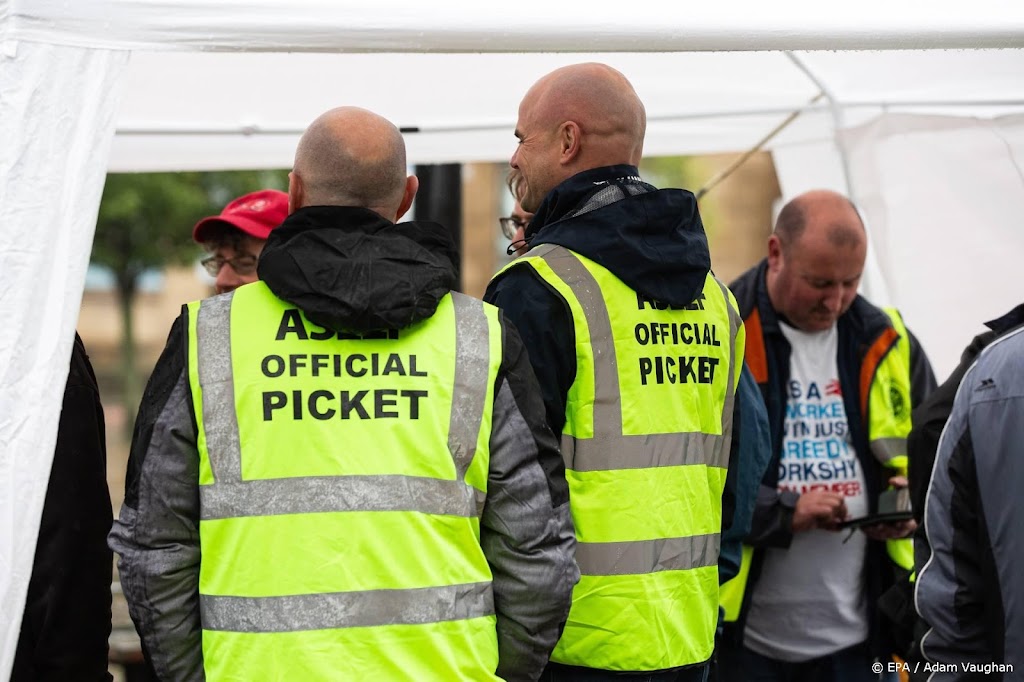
[257,205,459,333]
[527,165,710,307]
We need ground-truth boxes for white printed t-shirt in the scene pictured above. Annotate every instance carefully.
[742,321,870,662]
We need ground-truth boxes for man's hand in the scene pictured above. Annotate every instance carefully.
[863,475,917,540]
[792,489,847,532]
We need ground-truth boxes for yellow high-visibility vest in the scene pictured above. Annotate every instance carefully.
[498,245,743,671]
[186,281,503,681]
[877,308,914,572]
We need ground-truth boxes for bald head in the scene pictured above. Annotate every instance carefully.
[291,107,415,221]
[766,189,868,332]
[511,63,646,212]
[775,189,866,252]
[527,63,646,163]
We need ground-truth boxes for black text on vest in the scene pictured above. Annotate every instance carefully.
[636,292,705,311]
[638,356,720,386]
[276,309,400,341]
[632,300,722,385]
[262,389,430,421]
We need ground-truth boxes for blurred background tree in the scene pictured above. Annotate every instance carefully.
[91,170,289,435]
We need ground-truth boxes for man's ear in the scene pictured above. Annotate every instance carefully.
[396,175,419,221]
[288,171,303,213]
[559,121,582,165]
[767,234,784,270]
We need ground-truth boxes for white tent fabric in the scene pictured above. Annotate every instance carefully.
[108,49,1024,171]
[0,39,127,676]
[842,113,1024,360]
[773,113,1024,366]
[2,1,1024,677]
[10,0,1024,52]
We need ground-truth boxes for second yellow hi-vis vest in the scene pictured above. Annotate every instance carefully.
[185,282,503,682]
[501,244,743,671]
[877,308,914,573]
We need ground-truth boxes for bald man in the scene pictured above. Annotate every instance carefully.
[111,107,577,682]
[485,63,767,681]
[717,190,936,682]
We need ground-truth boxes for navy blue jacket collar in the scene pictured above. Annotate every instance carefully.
[525,165,711,308]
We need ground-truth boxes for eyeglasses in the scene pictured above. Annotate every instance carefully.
[499,216,529,240]
[201,254,258,277]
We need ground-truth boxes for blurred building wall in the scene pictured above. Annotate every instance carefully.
[79,267,210,512]
[694,152,781,283]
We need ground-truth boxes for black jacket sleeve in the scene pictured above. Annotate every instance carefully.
[907,327,938,410]
[484,266,576,438]
[908,330,994,522]
[719,366,773,581]
[12,334,113,682]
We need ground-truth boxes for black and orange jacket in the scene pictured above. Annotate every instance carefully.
[725,259,936,655]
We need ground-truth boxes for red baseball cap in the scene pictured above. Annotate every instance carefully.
[192,189,289,243]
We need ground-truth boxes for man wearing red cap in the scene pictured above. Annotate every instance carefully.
[192,189,289,293]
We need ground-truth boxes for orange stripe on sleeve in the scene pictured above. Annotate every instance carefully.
[744,309,769,384]
[859,327,898,419]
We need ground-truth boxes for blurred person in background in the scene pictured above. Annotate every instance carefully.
[899,301,1024,680]
[718,189,936,682]
[501,168,533,257]
[13,333,113,682]
[192,189,289,293]
[914,313,1024,681]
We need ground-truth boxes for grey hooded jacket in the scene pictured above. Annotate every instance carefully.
[915,320,1024,681]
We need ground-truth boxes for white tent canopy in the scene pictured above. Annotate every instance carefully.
[3,2,1024,676]
[109,49,1024,170]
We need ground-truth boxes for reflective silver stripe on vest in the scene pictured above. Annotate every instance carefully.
[538,246,625,439]
[193,291,492,521]
[196,293,242,483]
[574,533,720,576]
[201,581,495,633]
[562,431,719,472]
[539,246,735,472]
[448,293,490,482]
[870,437,907,464]
[712,279,741,472]
[200,475,479,521]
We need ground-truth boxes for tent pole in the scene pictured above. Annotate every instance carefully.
[784,51,894,306]
[113,99,1024,138]
[696,92,825,200]
[784,51,857,198]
